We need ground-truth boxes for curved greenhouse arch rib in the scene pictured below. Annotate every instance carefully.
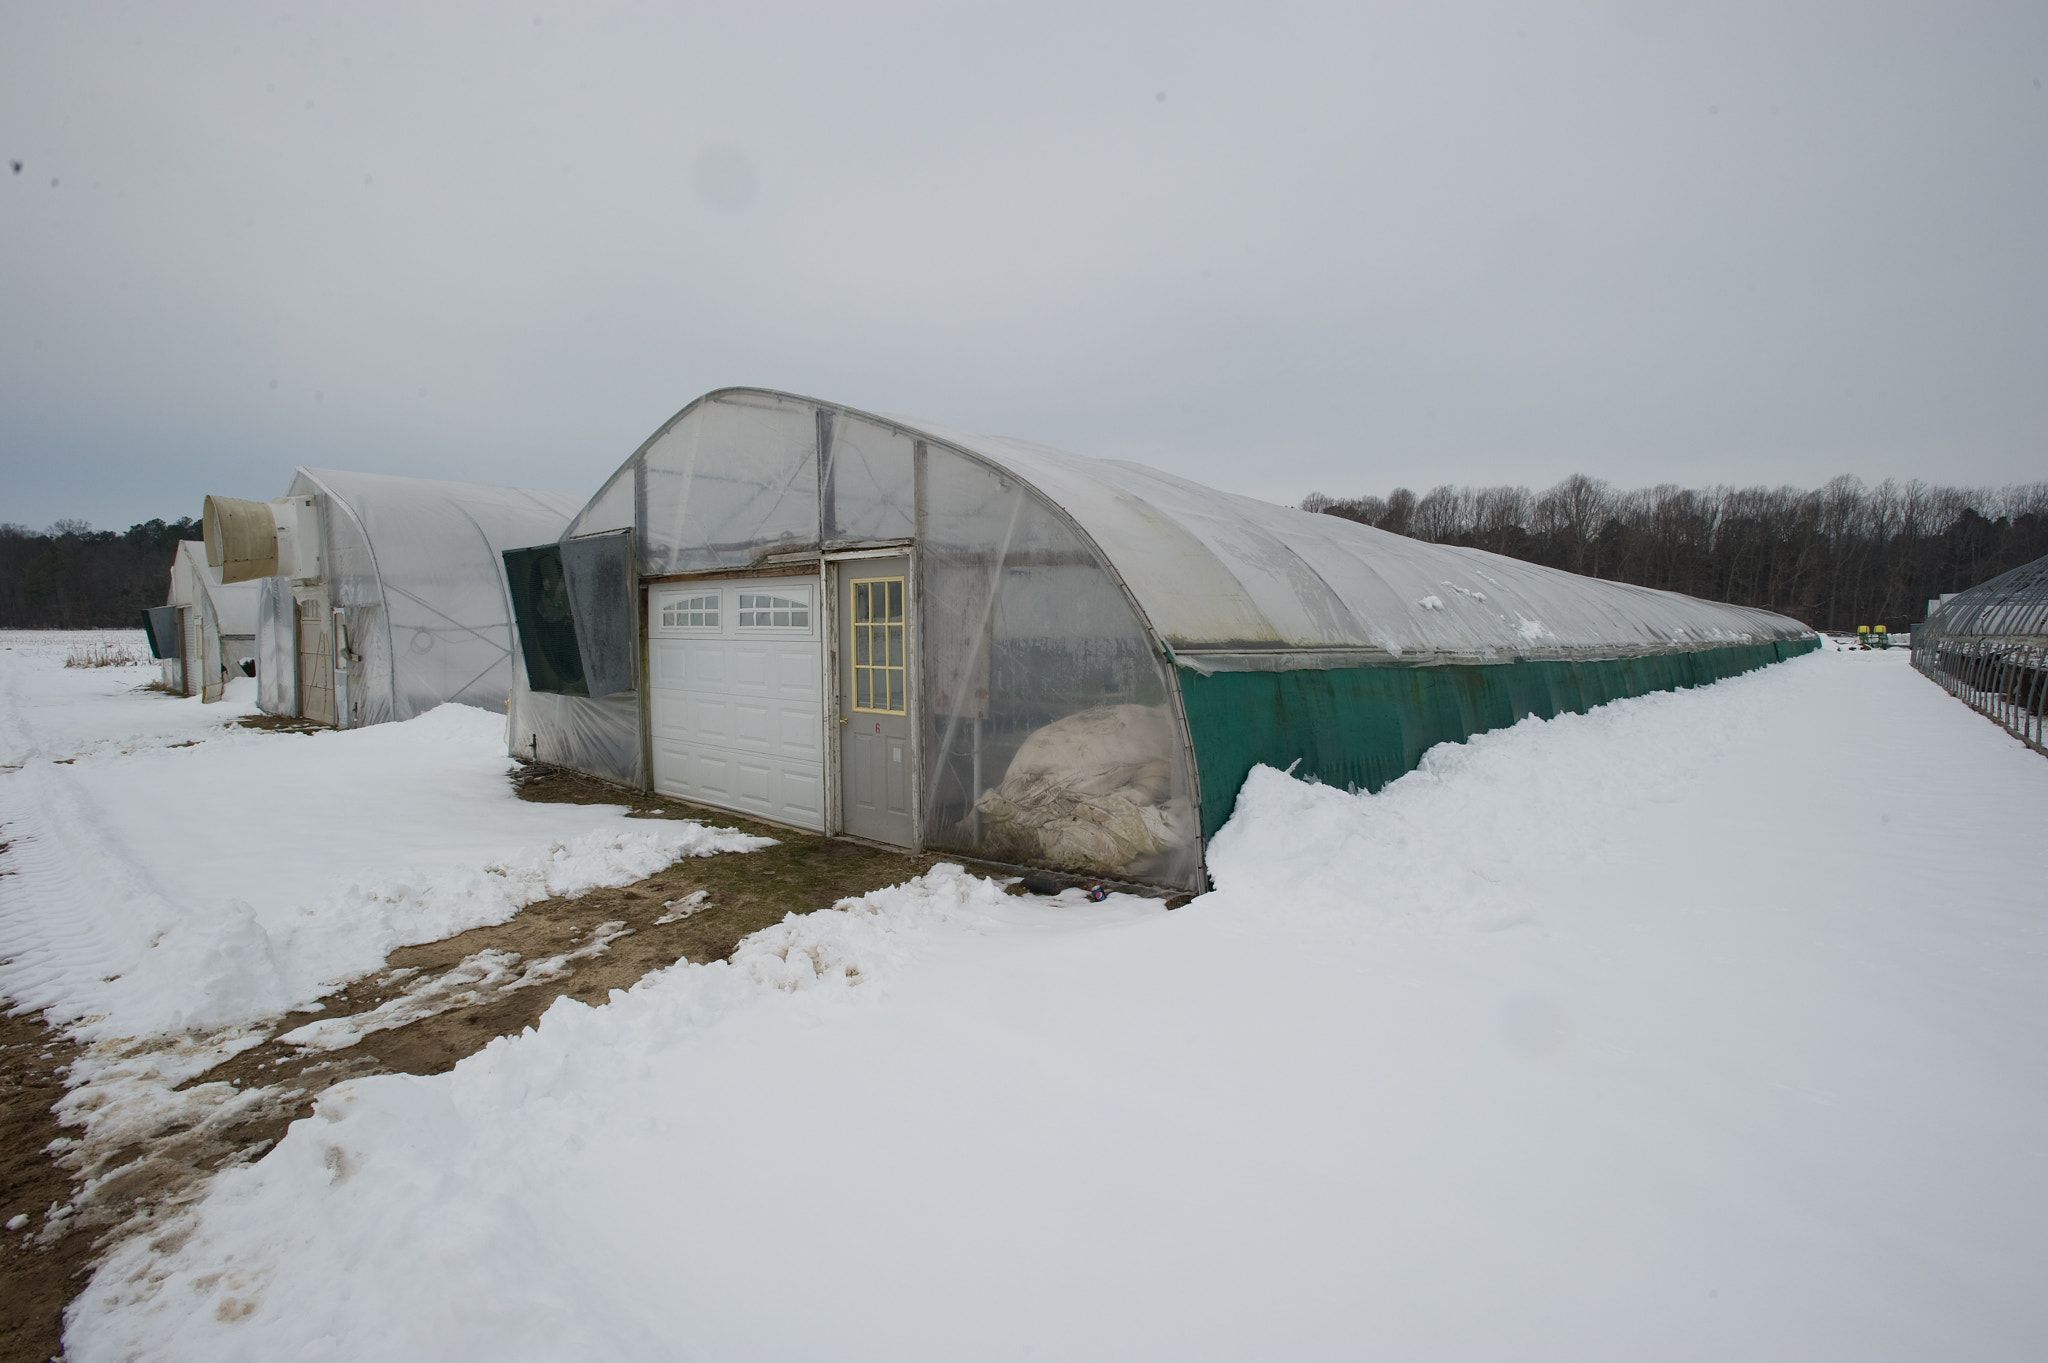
[512,388,1819,892]
[1912,552,2048,756]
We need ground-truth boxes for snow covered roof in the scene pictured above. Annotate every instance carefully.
[904,419,1812,667]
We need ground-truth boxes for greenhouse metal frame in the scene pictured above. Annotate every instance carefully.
[508,388,1820,893]
[1912,552,2048,756]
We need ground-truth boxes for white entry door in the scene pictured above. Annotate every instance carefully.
[647,577,824,830]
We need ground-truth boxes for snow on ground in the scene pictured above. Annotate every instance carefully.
[0,694,764,1040]
[0,631,774,1265]
[60,647,2048,1361]
[0,630,258,768]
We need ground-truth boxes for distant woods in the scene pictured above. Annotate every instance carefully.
[7,475,2048,634]
[0,519,201,628]
[1301,476,2048,633]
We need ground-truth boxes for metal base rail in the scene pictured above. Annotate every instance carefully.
[1912,639,2048,757]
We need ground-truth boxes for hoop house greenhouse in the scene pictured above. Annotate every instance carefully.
[508,388,1818,892]
[141,540,260,701]
[200,469,582,729]
[1912,551,2048,756]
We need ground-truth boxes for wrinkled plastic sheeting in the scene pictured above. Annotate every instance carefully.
[561,532,636,698]
[189,550,261,703]
[907,420,1812,665]
[201,574,261,638]
[823,412,915,544]
[255,577,297,715]
[568,394,921,578]
[289,469,582,723]
[195,582,225,702]
[636,393,819,576]
[509,663,642,788]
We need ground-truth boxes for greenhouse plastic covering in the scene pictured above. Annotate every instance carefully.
[1912,551,2048,755]
[255,470,582,726]
[255,578,296,715]
[909,420,1810,667]
[519,389,1812,888]
[169,540,260,702]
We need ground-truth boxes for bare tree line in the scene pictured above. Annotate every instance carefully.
[1301,475,2048,632]
[0,519,201,628]
[7,475,2046,635]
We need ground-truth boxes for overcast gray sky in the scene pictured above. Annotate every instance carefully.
[3,1,2043,531]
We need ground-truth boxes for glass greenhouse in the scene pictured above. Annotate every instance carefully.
[509,389,1819,892]
[202,469,583,729]
[1912,552,2048,756]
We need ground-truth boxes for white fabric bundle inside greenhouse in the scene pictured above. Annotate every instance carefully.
[507,389,1817,893]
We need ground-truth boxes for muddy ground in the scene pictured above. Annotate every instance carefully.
[0,762,938,1363]
[1,1011,86,1363]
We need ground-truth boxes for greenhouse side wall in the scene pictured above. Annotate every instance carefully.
[508,664,644,786]
[1911,553,2048,756]
[1179,637,1820,842]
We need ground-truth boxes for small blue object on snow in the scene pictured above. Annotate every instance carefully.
[1086,885,1109,902]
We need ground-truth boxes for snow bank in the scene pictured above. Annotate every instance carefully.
[0,701,769,1038]
[64,649,2048,1359]
[69,864,1166,1360]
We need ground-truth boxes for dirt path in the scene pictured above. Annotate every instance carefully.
[1,1010,88,1363]
[0,765,936,1363]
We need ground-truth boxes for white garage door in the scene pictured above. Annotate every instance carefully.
[647,578,824,830]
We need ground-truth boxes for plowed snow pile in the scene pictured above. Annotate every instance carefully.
[46,647,2048,1360]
